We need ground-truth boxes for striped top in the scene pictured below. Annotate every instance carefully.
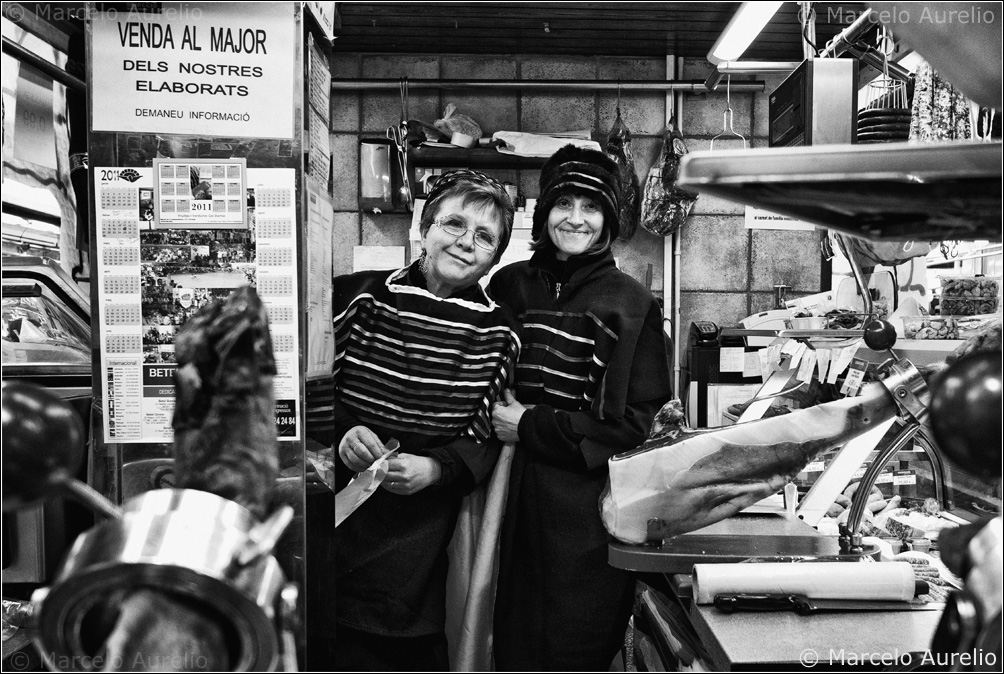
[332,265,520,443]
[516,309,619,412]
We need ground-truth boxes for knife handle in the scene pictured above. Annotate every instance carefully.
[714,594,810,614]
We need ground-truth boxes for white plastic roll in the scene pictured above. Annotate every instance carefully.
[692,562,917,604]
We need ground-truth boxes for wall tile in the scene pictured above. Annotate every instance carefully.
[330,55,361,79]
[680,291,750,334]
[680,215,748,291]
[361,56,440,133]
[681,90,753,138]
[613,227,667,297]
[440,57,518,135]
[597,57,668,136]
[331,212,360,278]
[749,291,779,315]
[329,134,359,211]
[520,58,596,134]
[361,212,412,248]
[330,91,360,132]
[751,229,824,292]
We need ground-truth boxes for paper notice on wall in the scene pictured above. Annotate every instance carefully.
[90,3,296,138]
[306,186,334,377]
[745,205,817,231]
[95,166,300,442]
[354,246,405,272]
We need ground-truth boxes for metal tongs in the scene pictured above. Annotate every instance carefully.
[387,78,413,212]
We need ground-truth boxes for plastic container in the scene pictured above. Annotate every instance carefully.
[938,276,999,315]
[939,296,999,316]
[902,316,960,340]
[789,316,827,329]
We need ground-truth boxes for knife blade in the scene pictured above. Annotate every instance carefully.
[714,594,946,615]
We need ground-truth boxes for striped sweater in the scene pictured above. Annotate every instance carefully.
[333,264,520,444]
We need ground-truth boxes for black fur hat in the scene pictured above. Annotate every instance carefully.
[532,144,622,241]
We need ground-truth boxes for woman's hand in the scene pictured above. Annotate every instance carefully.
[338,425,388,472]
[383,453,441,495]
[491,389,526,443]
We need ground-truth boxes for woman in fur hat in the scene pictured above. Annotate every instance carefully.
[488,145,673,670]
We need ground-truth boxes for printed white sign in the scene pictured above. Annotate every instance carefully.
[90,3,296,138]
[745,206,817,231]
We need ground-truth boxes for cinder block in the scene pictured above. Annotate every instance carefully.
[679,291,750,335]
[331,55,361,79]
[680,57,713,81]
[329,134,358,211]
[330,91,360,132]
[598,58,668,136]
[361,212,412,247]
[521,94,596,135]
[749,291,779,316]
[331,212,360,278]
[361,56,440,133]
[681,91,753,137]
[751,229,824,292]
[613,227,667,292]
[520,58,596,134]
[680,215,748,291]
[440,57,518,135]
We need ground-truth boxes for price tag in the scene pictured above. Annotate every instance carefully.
[758,348,775,380]
[804,461,825,473]
[875,471,895,484]
[841,368,866,396]
[796,349,816,382]
[720,347,745,373]
[893,470,917,486]
[816,348,831,383]
[829,342,860,383]
[789,342,808,371]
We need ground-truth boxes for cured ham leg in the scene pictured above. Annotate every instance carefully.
[601,381,899,544]
[96,287,279,671]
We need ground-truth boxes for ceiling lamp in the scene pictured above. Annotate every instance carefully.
[707,1,785,64]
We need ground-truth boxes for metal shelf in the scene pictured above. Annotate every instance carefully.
[408,146,547,170]
[678,141,1003,242]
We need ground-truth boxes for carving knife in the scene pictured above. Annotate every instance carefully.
[714,593,946,615]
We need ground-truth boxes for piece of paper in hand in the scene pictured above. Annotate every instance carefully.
[335,440,400,527]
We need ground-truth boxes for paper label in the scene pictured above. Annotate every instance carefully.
[804,461,825,473]
[796,349,816,382]
[816,348,831,383]
[893,470,917,486]
[720,347,745,373]
[841,368,866,396]
[743,351,762,378]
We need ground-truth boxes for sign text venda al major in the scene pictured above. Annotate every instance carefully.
[119,23,267,96]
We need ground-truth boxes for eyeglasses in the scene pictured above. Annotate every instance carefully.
[433,216,499,252]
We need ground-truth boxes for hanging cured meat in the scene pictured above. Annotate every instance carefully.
[601,379,901,544]
[640,117,698,237]
[605,109,640,240]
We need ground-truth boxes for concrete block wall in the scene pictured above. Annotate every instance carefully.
[329,52,824,346]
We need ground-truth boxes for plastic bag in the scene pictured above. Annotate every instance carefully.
[434,104,482,139]
[640,118,698,237]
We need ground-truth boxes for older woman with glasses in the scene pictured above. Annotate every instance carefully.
[319,170,520,671]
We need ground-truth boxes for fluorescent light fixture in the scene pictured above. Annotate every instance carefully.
[707,1,785,64]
